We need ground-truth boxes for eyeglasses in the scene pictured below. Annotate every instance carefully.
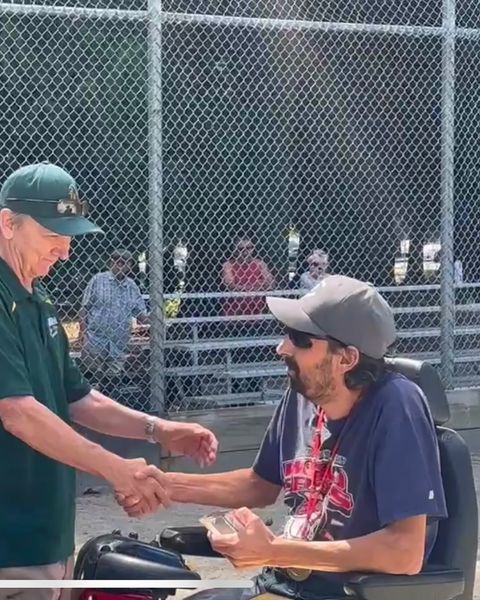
[286,327,347,350]
[286,327,327,349]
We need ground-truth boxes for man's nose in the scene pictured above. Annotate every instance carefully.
[57,238,71,261]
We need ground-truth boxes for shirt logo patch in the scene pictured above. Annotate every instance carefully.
[47,316,58,338]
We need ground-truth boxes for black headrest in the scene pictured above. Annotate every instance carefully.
[385,357,450,426]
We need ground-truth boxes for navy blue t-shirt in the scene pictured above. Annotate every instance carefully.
[253,372,447,582]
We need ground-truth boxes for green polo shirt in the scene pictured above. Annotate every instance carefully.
[0,258,91,568]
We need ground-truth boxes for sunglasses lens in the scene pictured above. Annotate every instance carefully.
[287,328,313,349]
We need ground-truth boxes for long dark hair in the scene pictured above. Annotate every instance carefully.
[327,338,395,390]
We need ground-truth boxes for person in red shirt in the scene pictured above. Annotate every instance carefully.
[222,237,275,316]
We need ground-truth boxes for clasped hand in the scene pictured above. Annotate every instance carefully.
[111,458,171,517]
[113,420,218,517]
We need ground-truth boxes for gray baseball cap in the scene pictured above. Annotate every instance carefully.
[267,275,396,359]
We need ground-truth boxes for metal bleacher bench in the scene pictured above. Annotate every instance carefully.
[161,290,480,406]
[69,286,480,409]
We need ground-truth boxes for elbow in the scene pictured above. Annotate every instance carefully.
[401,553,424,576]
[384,543,424,576]
[387,559,423,576]
[374,519,426,576]
[1,413,21,437]
[0,398,33,438]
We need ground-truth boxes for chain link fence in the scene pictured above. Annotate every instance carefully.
[1,0,480,414]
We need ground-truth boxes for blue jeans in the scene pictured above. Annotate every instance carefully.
[185,568,347,600]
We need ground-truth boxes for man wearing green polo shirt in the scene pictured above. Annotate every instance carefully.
[0,163,218,599]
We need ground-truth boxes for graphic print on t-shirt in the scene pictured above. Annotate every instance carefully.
[254,374,447,566]
[282,414,354,542]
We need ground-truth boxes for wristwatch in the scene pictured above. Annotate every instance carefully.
[144,416,157,444]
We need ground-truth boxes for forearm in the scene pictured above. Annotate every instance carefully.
[168,468,279,508]
[0,396,122,480]
[270,529,422,575]
[69,389,157,440]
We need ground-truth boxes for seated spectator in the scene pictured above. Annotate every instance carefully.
[222,237,275,316]
[79,249,149,385]
[299,249,330,291]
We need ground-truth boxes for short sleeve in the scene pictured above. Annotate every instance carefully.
[371,379,447,527]
[252,392,288,485]
[59,326,91,403]
[0,295,34,400]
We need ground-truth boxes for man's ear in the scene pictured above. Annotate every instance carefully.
[0,208,16,240]
[339,345,360,372]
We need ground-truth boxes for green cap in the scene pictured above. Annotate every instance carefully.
[0,162,103,236]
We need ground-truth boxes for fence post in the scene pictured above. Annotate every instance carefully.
[148,0,165,415]
[439,0,456,388]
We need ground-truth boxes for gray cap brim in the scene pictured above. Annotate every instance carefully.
[266,296,328,337]
[34,216,104,236]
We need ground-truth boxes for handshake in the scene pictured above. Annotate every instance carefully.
[109,458,172,517]
[107,419,219,516]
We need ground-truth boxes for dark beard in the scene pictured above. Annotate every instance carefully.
[285,355,335,405]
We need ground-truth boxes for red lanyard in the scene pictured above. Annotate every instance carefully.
[303,409,344,532]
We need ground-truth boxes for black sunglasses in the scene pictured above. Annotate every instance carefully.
[285,327,347,350]
[285,327,326,349]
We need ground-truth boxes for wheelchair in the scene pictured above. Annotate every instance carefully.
[74,358,478,600]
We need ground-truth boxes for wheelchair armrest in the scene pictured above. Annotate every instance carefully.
[344,565,464,600]
[160,526,223,558]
